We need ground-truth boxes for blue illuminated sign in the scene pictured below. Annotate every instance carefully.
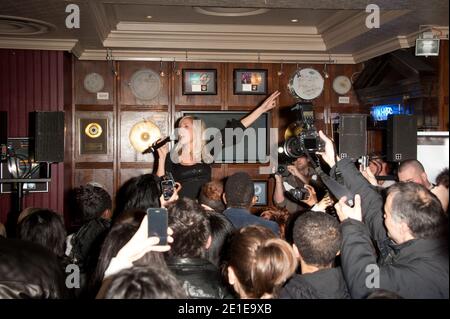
[370,104,408,121]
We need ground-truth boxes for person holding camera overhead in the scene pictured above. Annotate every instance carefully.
[273,153,331,214]
[156,91,281,199]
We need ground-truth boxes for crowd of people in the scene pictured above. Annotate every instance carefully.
[0,92,448,299]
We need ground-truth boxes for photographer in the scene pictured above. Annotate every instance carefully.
[274,155,330,214]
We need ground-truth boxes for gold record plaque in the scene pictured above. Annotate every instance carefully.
[129,120,162,153]
[80,119,107,154]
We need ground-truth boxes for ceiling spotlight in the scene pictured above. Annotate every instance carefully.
[415,31,440,57]
[291,19,298,23]
[146,15,153,19]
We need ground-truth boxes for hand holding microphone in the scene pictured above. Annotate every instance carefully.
[142,136,171,155]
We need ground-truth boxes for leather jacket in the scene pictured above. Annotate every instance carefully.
[0,237,69,299]
[166,256,233,299]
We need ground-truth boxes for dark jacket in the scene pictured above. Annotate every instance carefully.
[0,238,69,299]
[166,257,233,299]
[69,217,111,272]
[223,208,280,236]
[333,158,449,299]
[278,267,350,299]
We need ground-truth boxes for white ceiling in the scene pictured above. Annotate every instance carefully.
[0,0,448,63]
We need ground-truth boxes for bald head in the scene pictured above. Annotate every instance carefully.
[398,159,430,188]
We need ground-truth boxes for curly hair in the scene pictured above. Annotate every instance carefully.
[166,198,210,258]
[224,172,255,209]
[293,211,342,267]
[74,185,112,222]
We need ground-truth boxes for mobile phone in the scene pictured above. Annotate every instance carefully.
[147,207,168,245]
[160,174,175,200]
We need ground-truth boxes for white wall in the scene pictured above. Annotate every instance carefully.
[417,132,449,183]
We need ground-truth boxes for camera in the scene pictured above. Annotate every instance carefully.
[160,173,175,200]
[280,103,324,161]
[287,186,310,202]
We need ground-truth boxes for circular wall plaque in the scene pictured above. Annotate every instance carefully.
[288,68,324,100]
[83,72,104,93]
[129,69,161,100]
[332,75,352,95]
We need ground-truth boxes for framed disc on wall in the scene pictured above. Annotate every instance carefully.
[79,118,108,155]
[128,69,162,100]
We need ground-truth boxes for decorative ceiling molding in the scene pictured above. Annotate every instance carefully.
[0,37,78,51]
[353,32,418,63]
[104,22,324,51]
[322,10,411,50]
[78,49,355,64]
[0,15,56,36]
[87,0,111,42]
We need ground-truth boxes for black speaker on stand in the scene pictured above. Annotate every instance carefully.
[338,114,367,161]
[386,115,417,162]
[30,111,65,163]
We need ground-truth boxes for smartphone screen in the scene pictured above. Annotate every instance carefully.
[160,179,175,200]
[147,207,168,245]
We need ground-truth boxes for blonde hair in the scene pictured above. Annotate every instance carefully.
[173,116,214,164]
[225,225,297,298]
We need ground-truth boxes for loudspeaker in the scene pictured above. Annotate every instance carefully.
[386,115,417,162]
[338,114,367,161]
[31,111,65,162]
[0,111,6,146]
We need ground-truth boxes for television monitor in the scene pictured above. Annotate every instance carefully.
[180,111,270,163]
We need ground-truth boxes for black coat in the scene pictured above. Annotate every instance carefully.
[0,238,69,299]
[278,267,350,299]
[166,257,233,299]
[333,159,449,299]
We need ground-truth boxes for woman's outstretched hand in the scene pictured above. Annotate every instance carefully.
[240,91,281,128]
[259,91,281,112]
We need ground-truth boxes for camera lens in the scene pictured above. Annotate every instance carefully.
[284,137,304,158]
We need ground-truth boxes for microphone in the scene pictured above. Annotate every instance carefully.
[142,136,171,154]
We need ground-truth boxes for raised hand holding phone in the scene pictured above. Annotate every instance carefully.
[147,207,169,245]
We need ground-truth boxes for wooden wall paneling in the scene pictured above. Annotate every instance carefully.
[63,53,75,228]
[226,63,275,109]
[174,62,223,107]
[74,111,114,162]
[119,111,169,163]
[74,60,114,105]
[74,168,114,199]
[119,168,154,189]
[119,61,169,107]
[0,49,65,225]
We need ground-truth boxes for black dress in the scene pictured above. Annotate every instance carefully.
[164,119,245,199]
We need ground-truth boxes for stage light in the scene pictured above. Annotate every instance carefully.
[415,31,440,57]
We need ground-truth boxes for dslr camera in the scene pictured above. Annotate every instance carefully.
[287,186,310,202]
[277,103,324,175]
[283,102,324,157]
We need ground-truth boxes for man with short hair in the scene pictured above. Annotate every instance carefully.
[223,172,280,236]
[318,131,449,299]
[279,211,350,299]
[398,159,448,211]
[166,198,232,299]
[66,184,113,297]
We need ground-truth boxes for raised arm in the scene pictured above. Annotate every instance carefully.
[240,91,280,128]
